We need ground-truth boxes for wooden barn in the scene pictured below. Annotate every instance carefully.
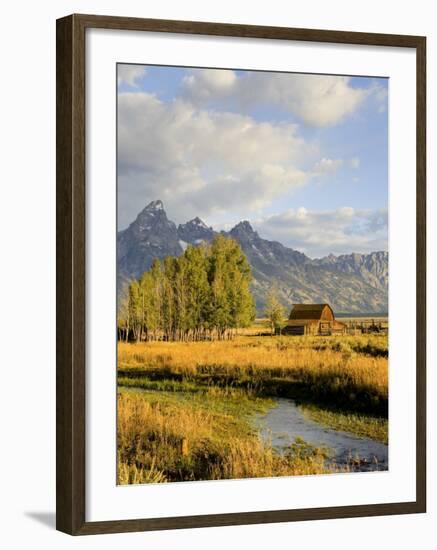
[281,304,346,336]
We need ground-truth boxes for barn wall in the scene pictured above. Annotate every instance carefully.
[321,306,334,321]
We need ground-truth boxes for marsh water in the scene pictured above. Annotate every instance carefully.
[255,398,388,472]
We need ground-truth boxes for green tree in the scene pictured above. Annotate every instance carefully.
[121,235,256,342]
[184,244,210,340]
[207,235,254,339]
[128,280,142,342]
[265,286,285,335]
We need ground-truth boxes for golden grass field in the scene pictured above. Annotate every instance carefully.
[117,328,388,484]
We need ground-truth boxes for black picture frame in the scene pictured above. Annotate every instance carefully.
[56,13,426,535]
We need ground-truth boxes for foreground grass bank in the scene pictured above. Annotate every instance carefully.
[117,388,335,484]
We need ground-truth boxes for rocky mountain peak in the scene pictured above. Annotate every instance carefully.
[145,199,164,211]
[229,220,257,239]
[178,216,215,245]
[190,216,208,228]
[117,200,182,279]
[133,199,164,221]
[132,200,173,232]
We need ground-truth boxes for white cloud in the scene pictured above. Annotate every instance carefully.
[118,92,317,228]
[117,65,146,87]
[182,70,377,127]
[183,69,237,101]
[253,207,388,258]
[312,157,344,175]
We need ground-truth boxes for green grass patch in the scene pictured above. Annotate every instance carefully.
[118,366,388,417]
[119,384,274,420]
[298,403,388,444]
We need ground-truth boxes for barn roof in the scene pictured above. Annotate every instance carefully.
[285,319,319,326]
[289,303,334,320]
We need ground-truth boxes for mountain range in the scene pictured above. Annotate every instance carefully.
[117,200,388,315]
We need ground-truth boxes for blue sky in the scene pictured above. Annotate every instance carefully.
[117,64,388,258]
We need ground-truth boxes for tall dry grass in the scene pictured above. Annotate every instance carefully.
[118,334,388,414]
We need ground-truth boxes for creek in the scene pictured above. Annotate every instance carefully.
[255,397,388,472]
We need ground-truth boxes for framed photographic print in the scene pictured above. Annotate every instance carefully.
[56,14,426,535]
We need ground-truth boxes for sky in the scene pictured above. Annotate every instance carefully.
[117,63,388,258]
